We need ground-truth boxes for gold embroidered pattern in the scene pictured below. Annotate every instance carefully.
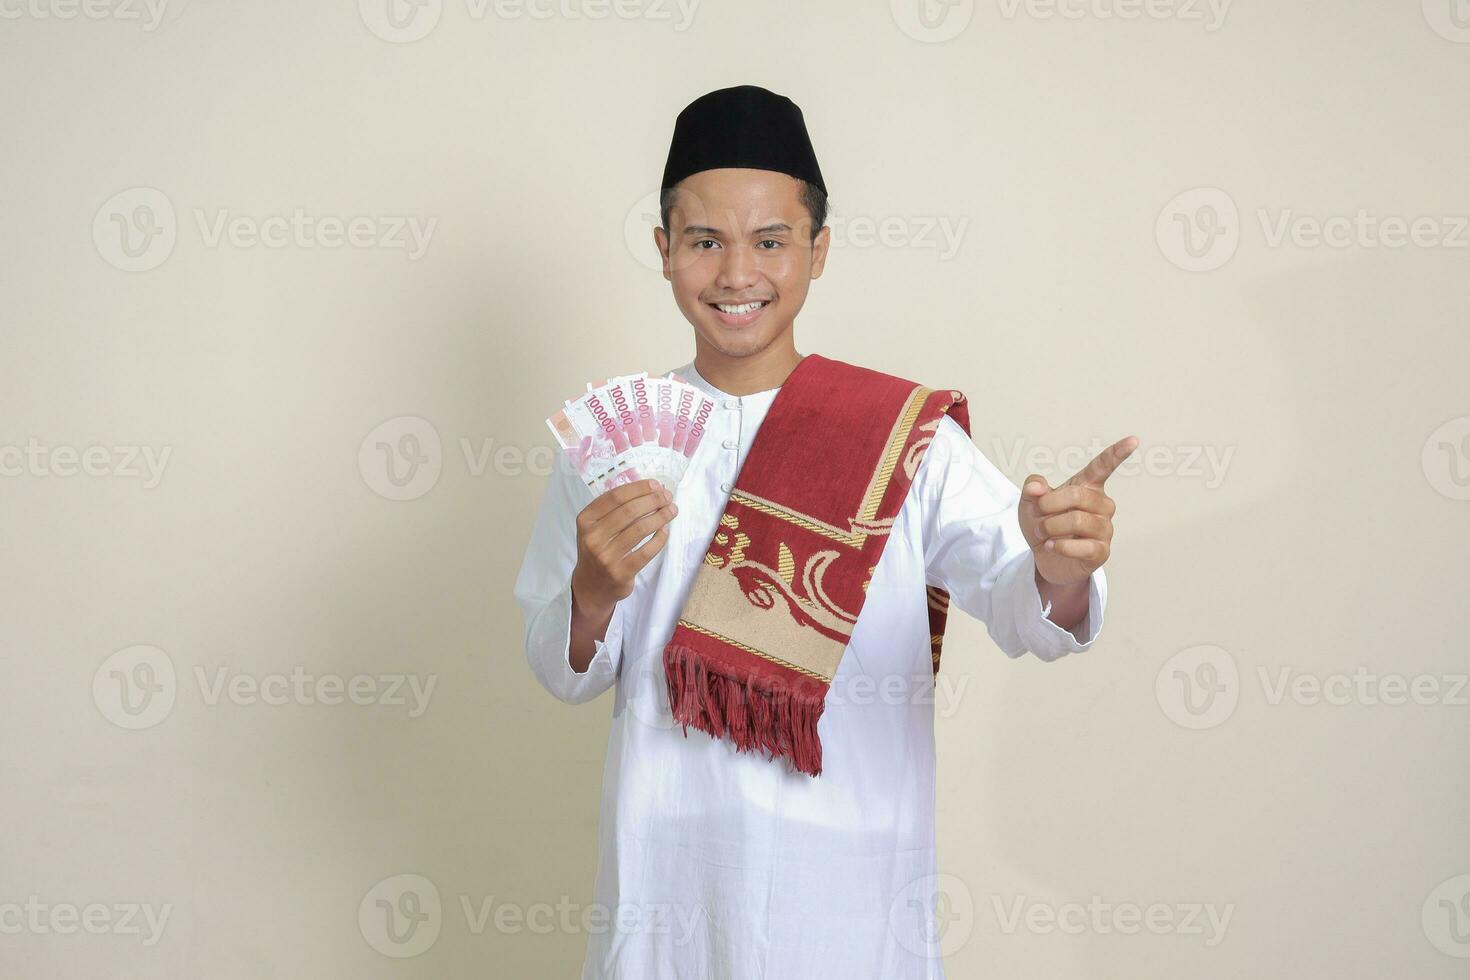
[856,385,931,528]
[675,619,832,682]
[777,543,795,585]
[729,490,860,546]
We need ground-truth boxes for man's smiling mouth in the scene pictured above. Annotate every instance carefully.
[709,300,770,315]
[707,299,771,326]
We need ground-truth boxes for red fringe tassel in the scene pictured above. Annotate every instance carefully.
[663,641,826,777]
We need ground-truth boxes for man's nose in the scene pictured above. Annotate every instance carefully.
[715,245,759,289]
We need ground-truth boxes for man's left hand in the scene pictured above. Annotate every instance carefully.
[1020,435,1138,587]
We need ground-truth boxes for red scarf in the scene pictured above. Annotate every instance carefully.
[662,354,969,776]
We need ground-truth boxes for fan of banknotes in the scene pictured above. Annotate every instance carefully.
[546,371,716,496]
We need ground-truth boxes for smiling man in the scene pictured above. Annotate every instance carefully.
[514,84,1137,980]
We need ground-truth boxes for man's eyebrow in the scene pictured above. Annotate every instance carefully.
[681,222,793,236]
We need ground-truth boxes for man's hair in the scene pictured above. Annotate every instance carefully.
[660,178,829,244]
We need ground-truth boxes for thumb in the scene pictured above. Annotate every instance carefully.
[1019,473,1051,519]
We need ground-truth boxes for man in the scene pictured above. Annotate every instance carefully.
[514,84,1137,979]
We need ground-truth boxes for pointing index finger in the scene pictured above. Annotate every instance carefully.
[1068,435,1139,488]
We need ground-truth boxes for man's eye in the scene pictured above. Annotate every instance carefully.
[758,240,782,249]
[693,239,719,249]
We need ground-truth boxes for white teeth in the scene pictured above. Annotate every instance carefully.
[715,301,767,315]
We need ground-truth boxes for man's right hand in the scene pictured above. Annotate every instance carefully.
[567,479,677,671]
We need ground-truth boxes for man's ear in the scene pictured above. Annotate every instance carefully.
[809,224,831,280]
[653,225,672,281]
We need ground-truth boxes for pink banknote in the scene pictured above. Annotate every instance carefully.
[547,371,716,495]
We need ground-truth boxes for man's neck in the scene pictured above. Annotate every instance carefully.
[692,340,804,396]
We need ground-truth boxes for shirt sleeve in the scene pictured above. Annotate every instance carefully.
[512,458,628,704]
[915,414,1107,662]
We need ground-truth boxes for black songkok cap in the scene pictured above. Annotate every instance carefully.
[660,85,827,196]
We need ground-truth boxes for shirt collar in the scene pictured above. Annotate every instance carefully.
[673,361,783,402]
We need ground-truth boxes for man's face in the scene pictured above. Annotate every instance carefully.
[654,168,830,361]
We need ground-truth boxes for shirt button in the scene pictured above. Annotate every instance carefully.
[723,399,739,410]
[721,439,737,450]
[720,482,732,493]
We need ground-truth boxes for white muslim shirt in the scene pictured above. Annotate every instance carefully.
[513,361,1107,980]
